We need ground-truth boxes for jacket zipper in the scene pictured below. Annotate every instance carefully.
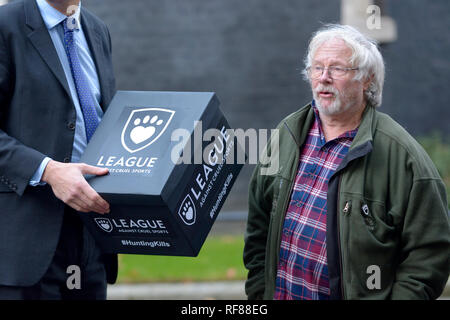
[336,175,346,299]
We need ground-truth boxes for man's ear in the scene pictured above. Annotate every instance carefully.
[363,74,374,91]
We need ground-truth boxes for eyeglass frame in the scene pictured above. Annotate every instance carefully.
[306,65,359,79]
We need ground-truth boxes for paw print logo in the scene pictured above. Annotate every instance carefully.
[178,194,196,225]
[94,218,113,233]
[121,108,175,153]
[130,115,164,145]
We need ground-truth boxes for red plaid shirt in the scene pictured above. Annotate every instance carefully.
[274,105,358,300]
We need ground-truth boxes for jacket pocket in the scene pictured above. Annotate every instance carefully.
[341,195,400,298]
[344,196,397,242]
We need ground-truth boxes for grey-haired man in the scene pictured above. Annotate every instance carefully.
[244,24,449,300]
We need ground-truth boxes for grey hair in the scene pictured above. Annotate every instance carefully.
[302,24,385,108]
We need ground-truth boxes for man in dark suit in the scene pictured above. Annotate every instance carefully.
[0,0,117,299]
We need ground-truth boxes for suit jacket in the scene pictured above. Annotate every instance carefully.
[0,0,117,286]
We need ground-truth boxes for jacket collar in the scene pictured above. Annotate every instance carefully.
[284,102,376,151]
[282,103,315,148]
[78,8,111,109]
[349,104,375,152]
[24,0,110,110]
[25,0,71,98]
[25,0,44,31]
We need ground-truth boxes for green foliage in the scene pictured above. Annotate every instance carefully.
[117,235,247,283]
[417,132,450,207]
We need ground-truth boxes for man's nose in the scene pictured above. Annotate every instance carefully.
[318,68,333,83]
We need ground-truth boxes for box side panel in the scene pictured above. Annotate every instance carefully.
[164,108,244,255]
[79,204,195,256]
[161,93,221,208]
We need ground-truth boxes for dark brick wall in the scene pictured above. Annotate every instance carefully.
[83,0,341,132]
[380,0,450,135]
[21,0,448,210]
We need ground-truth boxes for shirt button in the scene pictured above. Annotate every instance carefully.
[63,157,70,163]
[67,122,76,130]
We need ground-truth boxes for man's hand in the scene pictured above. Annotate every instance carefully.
[41,160,110,214]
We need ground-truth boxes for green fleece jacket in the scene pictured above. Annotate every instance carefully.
[244,103,449,300]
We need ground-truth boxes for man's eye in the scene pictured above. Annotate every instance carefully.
[332,67,344,71]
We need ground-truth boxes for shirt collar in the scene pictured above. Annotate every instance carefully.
[36,0,81,30]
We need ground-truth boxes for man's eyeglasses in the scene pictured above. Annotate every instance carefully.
[307,65,359,79]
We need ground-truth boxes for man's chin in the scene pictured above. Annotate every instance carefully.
[316,101,341,116]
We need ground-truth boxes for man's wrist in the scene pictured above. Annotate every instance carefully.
[41,159,59,185]
[29,157,52,186]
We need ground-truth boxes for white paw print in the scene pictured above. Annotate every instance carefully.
[130,115,164,144]
[181,201,194,221]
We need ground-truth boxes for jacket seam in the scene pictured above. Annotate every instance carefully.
[412,177,444,183]
[375,128,424,168]
[340,191,387,206]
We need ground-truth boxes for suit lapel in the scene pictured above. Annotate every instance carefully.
[80,9,110,111]
[24,0,71,98]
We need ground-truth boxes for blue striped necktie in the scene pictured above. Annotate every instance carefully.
[62,18,99,142]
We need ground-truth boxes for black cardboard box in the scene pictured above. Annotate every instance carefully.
[79,91,243,256]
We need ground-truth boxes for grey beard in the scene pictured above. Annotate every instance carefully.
[312,86,354,116]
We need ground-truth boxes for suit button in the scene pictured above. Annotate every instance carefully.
[67,122,76,130]
[63,157,70,163]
